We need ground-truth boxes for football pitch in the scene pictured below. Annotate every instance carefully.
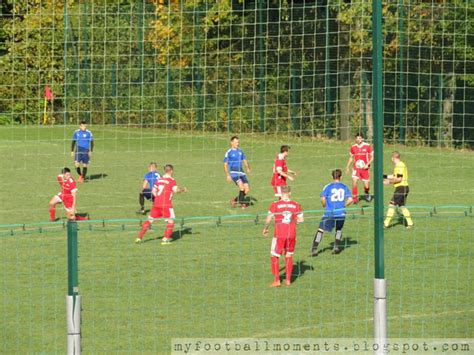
[1,126,473,352]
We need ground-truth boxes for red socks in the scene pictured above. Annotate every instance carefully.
[285,256,293,282]
[271,256,280,282]
[138,221,152,240]
[352,186,358,201]
[49,208,56,221]
[164,222,174,239]
[364,187,370,195]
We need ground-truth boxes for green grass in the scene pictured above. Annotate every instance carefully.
[1,126,473,353]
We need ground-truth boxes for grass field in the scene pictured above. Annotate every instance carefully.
[1,126,473,353]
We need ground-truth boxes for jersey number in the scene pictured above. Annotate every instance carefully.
[156,185,165,196]
[330,188,345,202]
[281,211,292,224]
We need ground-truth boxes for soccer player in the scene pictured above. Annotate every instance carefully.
[135,164,187,244]
[263,186,304,287]
[224,136,251,209]
[271,145,297,199]
[48,167,78,221]
[71,121,94,183]
[345,133,374,203]
[383,151,414,229]
[138,162,161,215]
[311,169,353,256]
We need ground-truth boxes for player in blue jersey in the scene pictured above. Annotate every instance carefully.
[138,162,161,215]
[71,121,94,183]
[224,136,251,209]
[311,169,353,256]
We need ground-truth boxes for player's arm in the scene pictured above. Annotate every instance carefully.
[224,162,232,182]
[243,159,251,174]
[383,172,402,185]
[366,150,374,168]
[287,169,297,177]
[345,153,354,173]
[345,197,353,207]
[172,185,187,194]
[262,213,274,236]
[89,140,94,156]
[296,212,304,224]
[276,167,294,181]
[70,139,76,157]
[320,196,327,208]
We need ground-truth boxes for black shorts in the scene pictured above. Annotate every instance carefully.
[391,186,409,206]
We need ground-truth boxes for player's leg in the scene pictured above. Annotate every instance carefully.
[362,170,371,201]
[161,208,176,244]
[235,179,246,206]
[270,238,283,287]
[80,149,90,181]
[398,187,413,228]
[48,195,62,221]
[332,219,345,254]
[74,161,82,181]
[311,218,331,256]
[136,207,159,243]
[284,239,295,286]
[138,189,151,214]
[241,182,250,208]
[351,172,359,203]
[273,185,282,200]
[384,202,397,228]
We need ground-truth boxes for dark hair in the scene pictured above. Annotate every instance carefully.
[355,132,364,138]
[80,121,87,125]
[164,164,174,172]
[332,169,342,180]
[62,167,71,174]
[230,135,239,141]
[280,145,290,153]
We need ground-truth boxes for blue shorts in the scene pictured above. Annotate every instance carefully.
[75,147,90,164]
[231,174,249,185]
[319,216,345,232]
[142,189,153,200]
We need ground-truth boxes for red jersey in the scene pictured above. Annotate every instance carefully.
[57,174,77,197]
[153,176,177,208]
[268,199,303,239]
[271,153,288,186]
[350,142,373,169]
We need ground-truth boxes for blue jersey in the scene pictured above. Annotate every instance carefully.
[73,129,93,150]
[223,148,247,175]
[143,171,160,190]
[321,182,352,217]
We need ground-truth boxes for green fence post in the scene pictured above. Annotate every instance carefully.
[257,0,265,132]
[372,0,387,350]
[398,0,406,144]
[66,221,81,354]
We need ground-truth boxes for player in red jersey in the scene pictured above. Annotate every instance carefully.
[344,133,374,203]
[48,167,78,221]
[136,164,187,244]
[263,186,304,287]
[271,145,297,199]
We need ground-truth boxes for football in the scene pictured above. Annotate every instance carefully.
[355,160,366,169]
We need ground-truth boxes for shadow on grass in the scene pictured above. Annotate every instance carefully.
[86,173,108,181]
[317,236,359,255]
[143,227,193,244]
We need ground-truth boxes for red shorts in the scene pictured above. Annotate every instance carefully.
[271,237,296,257]
[57,193,74,210]
[352,168,370,182]
[149,206,175,221]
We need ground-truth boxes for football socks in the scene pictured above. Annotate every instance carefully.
[400,207,414,227]
[139,192,145,208]
[384,206,396,227]
[285,256,293,283]
[271,256,280,282]
[76,167,81,176]
[312,229,324,252]
[82,167,88,179]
